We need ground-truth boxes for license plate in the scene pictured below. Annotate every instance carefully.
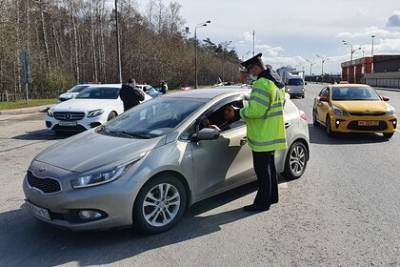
[59,121,77,126]
[26,201,51,220]
[358,121,379,126]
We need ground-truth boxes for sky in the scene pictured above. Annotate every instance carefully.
[137,0,400,74]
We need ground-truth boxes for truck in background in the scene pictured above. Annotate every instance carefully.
[277,67,306,98]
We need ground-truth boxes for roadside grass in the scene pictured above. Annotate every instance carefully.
[0,99,56,110]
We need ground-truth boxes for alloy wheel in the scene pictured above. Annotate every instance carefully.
[142,183,181,227]
[289,144,306,176]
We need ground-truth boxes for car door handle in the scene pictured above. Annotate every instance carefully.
[240,137,247,146]
[285,122,292,129]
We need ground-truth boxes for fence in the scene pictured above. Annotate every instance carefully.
[366,78,400,89]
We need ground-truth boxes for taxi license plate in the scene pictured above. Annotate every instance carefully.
[358,121,379,126]
[26,201,51,220]
[59,121,77,126]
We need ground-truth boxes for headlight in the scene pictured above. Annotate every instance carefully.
[332,106,348,116]
[47,108,54,117]
[387,108,395,115]
[87,109,104,118]
[71,156,144,189]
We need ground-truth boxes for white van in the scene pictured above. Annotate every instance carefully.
[286,77,305,98]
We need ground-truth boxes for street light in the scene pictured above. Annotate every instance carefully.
[194,20,211,89]
[342,40,360,61]
[371,35,376,56]
[316,55,328,82]
[306,59,315,76]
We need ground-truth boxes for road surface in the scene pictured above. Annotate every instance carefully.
[0,84,399,266]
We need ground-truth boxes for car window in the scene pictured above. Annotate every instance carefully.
[331,86,380,101]
[77,87,120,99]
[202,99,245,132]
[288,78,304,86]
[99,97,205,139]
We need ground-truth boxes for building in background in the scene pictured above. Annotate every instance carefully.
[341,55,400,88]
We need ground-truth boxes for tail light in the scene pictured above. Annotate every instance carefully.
[299,110,308,121]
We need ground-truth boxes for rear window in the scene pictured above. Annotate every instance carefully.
[288,79,304,86]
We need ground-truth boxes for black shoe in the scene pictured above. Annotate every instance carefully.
[243,204,270,212]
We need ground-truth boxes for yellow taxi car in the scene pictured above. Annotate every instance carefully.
[312,84,397,139]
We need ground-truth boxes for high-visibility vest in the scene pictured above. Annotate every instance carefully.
[240,77,287,152]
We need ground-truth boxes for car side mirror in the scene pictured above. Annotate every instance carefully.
[319,96,328,102]
[192,128,220,142]
[382,96,390,101]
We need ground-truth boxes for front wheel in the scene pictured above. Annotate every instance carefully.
[326,116,334,137]
[283,141,309,180]
[133,175,187,234]
[312,110,319,126]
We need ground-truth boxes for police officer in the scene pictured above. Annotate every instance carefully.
[239,53,287,212]
[119,78,145,111]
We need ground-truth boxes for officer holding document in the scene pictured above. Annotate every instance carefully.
[226,53,287,212]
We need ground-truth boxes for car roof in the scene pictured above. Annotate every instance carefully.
[166,87,250,99]
[329,83,370,88]
[85,84,121,88]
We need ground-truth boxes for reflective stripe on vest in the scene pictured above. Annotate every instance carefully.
[247,137,287,146]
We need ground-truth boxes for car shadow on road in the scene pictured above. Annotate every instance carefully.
[0,182,275,266]
[308,124,390,145]
[12,129,74,141]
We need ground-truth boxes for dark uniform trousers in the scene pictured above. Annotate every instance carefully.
[252,151,279,207]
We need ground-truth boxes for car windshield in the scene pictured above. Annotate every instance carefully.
[288,79,304,86]
[68,85,90,93]
[76,87,120,99]
[331,86,380,101]
[98,97,205,139]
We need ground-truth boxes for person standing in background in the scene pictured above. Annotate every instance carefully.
[119,78,145,111]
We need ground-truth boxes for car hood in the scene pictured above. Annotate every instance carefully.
[35,130,166,173]
[332,100,391,113]
[52,98,119,112]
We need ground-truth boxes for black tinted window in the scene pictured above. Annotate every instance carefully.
[77,87,120,99]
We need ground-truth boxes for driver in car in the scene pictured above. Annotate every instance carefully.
[201,105,241,132]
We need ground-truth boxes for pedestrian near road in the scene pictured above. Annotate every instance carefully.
[237,53,287,212]
[119,78,145,111]
[159,81,168,95]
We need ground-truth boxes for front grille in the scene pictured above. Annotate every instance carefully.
[349,112,386,116]
[347,121,387,131]
[27,171,61,193]
[54,112,85,121]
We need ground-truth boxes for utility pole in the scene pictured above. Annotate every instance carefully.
[316,55,328,83]
[306,59,315,76]
[252,30,255,56]
[371,35,376,56]
[115,0,122,83]
[221,41,232,81]
[194,20,211,89]
[342,40,360,61]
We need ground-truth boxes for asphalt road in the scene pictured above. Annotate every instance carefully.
[1,84,400,266]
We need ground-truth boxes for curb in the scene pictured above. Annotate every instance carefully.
[0,104,53,115]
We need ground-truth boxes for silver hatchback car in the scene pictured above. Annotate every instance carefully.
[24,88,310,234]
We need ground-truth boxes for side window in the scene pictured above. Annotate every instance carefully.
[206,99,245,132]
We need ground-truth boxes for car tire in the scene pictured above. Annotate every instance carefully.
[133,174,187,234]
[283,140,308,180]
[312,110,319,127]
[325,116,334,137]
[107,111,117,121]
[383,133,394,139]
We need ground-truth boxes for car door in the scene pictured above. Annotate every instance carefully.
[189,96,254,199]
[316,87,330,122]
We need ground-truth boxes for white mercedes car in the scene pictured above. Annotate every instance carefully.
[46,84,151,133]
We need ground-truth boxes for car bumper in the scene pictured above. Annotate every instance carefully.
[45,114,108,132]
[23,174,140,231]
[329,115,397,133]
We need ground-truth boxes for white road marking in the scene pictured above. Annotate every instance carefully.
[279,182,289,189]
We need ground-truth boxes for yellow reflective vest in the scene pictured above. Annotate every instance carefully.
[240,77,287,152]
